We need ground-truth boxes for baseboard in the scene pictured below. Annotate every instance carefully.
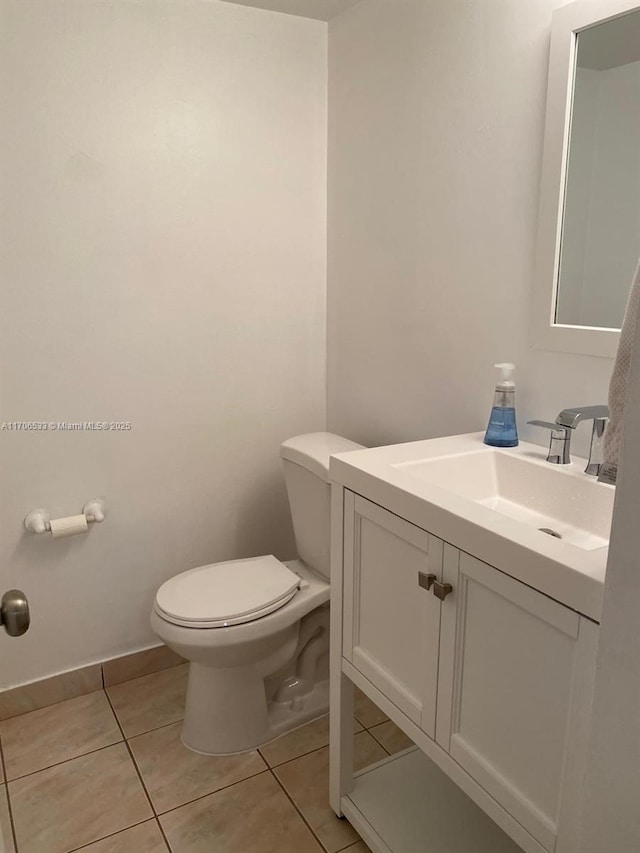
[0,645,185,720]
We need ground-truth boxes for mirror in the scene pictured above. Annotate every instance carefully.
[557,13,640,329]
[533,0,640,358]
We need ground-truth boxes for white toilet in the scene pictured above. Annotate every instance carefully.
[151,432,363,755]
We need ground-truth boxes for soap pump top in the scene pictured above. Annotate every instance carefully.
[483,362,519,448]
[495,362,516,391]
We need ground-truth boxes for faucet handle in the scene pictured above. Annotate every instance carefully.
[528,419,568,433]
[555,405,609,429]
[527,420,572,465]
[585,417,608,477]
[554,406,609,476]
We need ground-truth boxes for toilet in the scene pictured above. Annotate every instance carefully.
[151,432,364,755]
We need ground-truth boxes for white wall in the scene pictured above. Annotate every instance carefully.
[558,61,640,328]
[0,0,327,688]
[327,0,614,455]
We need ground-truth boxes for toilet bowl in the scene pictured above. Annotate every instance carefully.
[151,432,363,755]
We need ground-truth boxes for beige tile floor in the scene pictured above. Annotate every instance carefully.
[0,664,413,853]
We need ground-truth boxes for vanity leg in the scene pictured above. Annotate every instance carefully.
[330,672,354,816]
[329,483,354,816]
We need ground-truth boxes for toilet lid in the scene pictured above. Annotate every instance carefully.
[155,555,301,628]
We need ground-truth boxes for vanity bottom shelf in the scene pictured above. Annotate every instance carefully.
[342,748,524,853]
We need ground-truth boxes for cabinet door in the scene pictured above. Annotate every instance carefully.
[342,491,443,736]
[436,549,597,853]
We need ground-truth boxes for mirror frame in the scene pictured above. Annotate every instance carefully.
[533,0,640,358]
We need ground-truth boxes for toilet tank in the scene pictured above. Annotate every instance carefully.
[280,433,365,579]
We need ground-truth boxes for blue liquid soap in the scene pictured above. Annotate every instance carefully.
[483,363,519,448]
[484,406,518,447]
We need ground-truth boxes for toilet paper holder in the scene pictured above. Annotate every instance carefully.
[24,498,106,536]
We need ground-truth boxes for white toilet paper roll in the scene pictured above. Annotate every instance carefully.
[49,514,88,539]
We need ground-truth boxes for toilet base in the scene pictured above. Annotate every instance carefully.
[267,677,330,742]
[181,677,329,756]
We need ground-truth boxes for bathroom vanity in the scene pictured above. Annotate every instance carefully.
[329,434,612,853]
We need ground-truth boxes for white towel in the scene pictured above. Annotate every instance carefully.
[602,257,640,481]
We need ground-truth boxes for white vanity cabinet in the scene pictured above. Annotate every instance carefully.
[436,548,598,852]
[331,488,598,853]
[342,492,443,736]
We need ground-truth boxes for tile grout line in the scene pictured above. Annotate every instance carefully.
[258,715,373,771]
[66,817,154,853]
[269,767,330,853]
[335,842,367,853]
[365,728,393,757]
[103,689,173,853]
[358,717,389,731]
[155,818,172,853]
[122,716,186,744]
[259,740,333,771]
[147,767,271,820]
[2,737,125,785]
[103,662,189,694]
[0,734,20,853]
[0,686,106,725]
[102,662,186,693]
[258,726,391,773]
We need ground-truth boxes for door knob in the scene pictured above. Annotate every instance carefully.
[418,572,436,590]
[432,581,453,601]
[1,589,30,637]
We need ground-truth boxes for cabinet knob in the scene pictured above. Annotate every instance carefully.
[418,572,436,591]
[432,581,453,601]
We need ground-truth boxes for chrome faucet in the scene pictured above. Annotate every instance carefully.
[554,406,609,476]
[528,405,609,475]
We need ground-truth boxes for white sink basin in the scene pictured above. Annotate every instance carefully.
[394,449,614,551]
[330,433,616,621]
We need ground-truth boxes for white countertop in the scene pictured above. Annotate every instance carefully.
[330,433,612,622]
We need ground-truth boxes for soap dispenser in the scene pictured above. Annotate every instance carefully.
[484,363,519,447]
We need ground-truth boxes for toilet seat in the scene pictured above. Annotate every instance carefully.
[154,555,301,629]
